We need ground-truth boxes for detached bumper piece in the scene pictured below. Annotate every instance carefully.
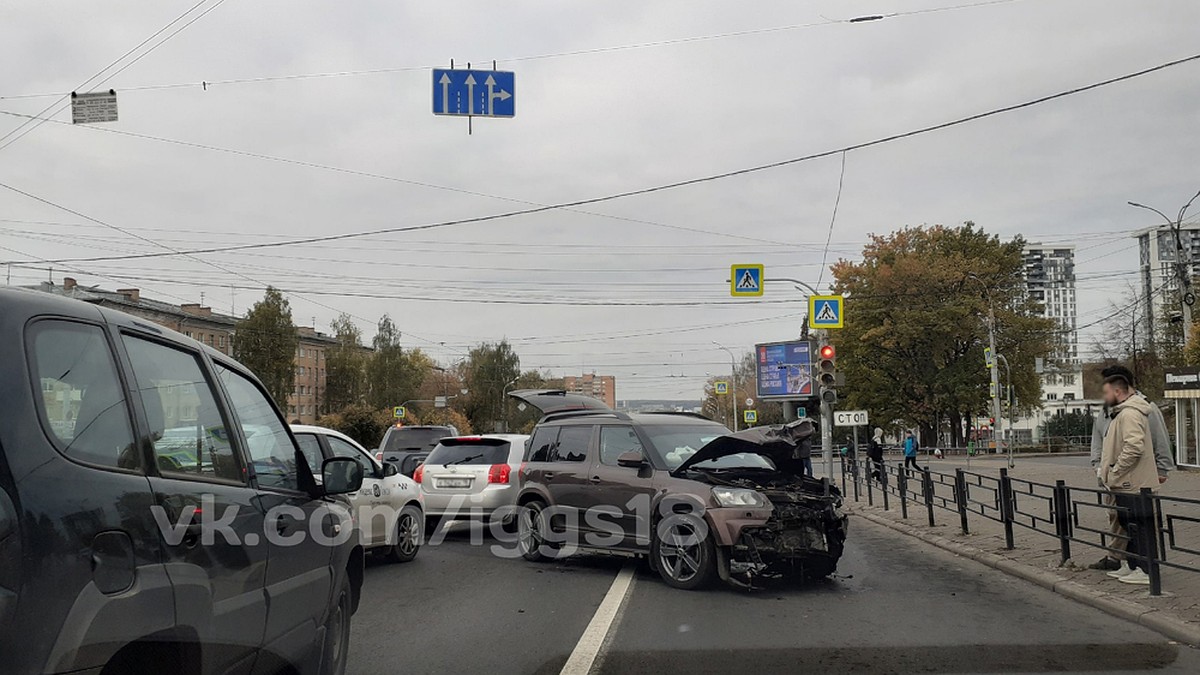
[723,502,847,589]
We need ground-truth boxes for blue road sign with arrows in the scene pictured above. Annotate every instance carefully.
[432,69,515,117]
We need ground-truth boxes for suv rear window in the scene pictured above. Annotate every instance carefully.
[426,440,510,466]
[382,427,453,453]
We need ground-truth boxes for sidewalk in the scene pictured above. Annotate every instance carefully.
[842,454,1200,643]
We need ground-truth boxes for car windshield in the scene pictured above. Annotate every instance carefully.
[640,424,773,471]
[425,441,510,465]
[382,428,451,454]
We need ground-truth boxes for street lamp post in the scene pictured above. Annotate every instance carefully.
[996,353,1015,468]
[966,273,1004,461]
[713,342,738,431]
[501,376,520,433]
[1129,191,1200,345]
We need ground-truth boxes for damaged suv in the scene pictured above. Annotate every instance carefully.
[510,390,847,590]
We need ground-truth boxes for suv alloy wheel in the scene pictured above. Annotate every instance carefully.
[517,500,558,562]
[652,515,716,590]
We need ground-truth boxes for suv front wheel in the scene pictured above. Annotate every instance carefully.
[652,515,716,590]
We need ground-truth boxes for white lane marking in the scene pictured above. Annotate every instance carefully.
[560,564,636,675]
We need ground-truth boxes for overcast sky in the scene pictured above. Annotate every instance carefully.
[3,0,1199,399]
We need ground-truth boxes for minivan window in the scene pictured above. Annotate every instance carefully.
[123,334,243,483]
[215,364,300,491]
[29,321,137,470]
[552,426,592,463]
[382,427,452,454]
[526,426,558,462]
[599,426,644,466]
[427,442,510,466]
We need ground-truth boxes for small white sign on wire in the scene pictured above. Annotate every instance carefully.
[71,90,118,124]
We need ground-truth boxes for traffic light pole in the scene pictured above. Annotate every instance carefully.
[821,398,833,480]
[986,302,1003,458]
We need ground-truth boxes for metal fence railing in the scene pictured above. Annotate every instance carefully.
[841,456,1200,596]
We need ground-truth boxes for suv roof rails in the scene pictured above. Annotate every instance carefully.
[636,411,713,420]
[540,409,631,424]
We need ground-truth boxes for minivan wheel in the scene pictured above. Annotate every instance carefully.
[518,500,558,562]
[320,575,352,675]
[384,505,422,563]
[652,516,716,590]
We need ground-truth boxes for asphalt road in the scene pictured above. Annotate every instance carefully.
[346,517,1200,674]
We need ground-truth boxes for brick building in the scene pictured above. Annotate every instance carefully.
[563,374,616,409]
[31,279,336,424]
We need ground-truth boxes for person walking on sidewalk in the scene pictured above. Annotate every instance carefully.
[1087,365,1173,573]
[903,430,921,473]
[867,429,885,484]
[1098,372,1162,586]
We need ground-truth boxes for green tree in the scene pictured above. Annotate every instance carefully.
[830,223,1057,447]
[234,287,297,409]
[315,403,393,449]
[1038,409,1096,439]
[324,314,367,413]
[366,315,430,410]
[463,341,521,433]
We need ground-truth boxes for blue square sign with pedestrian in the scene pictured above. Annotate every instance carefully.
[432,69,515,117]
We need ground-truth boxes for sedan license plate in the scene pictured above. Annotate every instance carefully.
[436,477,472,489]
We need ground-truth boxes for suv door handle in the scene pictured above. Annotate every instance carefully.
[542,472,556,480]
[589,476,601,483]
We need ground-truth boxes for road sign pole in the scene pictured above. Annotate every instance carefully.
[987,303,1003,456]
[821,399,833,479]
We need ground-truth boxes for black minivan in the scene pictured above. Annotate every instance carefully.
[0,288,366,674]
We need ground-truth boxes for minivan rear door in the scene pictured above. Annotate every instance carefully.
[508,389,610,415]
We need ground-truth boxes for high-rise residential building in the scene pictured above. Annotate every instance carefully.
[1135,222,1200,344]
[29,279,337,424]
[563,373,616,409]
[1023,244,1078,364]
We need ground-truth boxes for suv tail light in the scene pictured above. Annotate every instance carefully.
[487,463,511,484]
[413,464,425,484]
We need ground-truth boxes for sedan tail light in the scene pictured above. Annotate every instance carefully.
[413,464,425,484]
[487,463,511,484]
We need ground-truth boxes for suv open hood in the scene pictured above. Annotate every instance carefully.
[673,418,813,475]
[508,389,610,415]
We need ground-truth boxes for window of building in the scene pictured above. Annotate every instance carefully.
[29,320,138,470]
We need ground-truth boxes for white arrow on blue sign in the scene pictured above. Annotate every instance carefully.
[432,69,515,118]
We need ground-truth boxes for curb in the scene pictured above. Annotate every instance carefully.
[849,506,1200,646]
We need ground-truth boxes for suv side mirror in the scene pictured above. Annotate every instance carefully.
[382,462,399,477]
[616,450,647,468]
[322,457,364,495]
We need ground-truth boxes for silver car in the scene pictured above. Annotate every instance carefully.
[417,434,529,533]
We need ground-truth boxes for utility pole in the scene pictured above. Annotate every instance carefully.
[714,342,738,431]
[1129,190,1200,345]
[968,273,1004,458]
[997,353,1014,468]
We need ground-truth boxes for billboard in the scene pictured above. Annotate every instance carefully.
[755,340,813,399]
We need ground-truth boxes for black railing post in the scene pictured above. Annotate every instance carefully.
[866,460,874,506]
[954,468,970,535]
[922,468,935,527]
[899,468,909,519]
[999,468,1014,550]
[1053,480,1072,565]
[840,453,847,499]
[882,464,890,511]
[851,458,860,502]
[1139,488,1162,596]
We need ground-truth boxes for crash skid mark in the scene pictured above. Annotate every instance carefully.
[559,564,636,675]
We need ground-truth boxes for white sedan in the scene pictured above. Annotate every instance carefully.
[291,424,423,563]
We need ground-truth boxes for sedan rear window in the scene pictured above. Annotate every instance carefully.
[426,441,510,466]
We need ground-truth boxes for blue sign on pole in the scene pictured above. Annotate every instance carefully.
[432,69,516,118]
[755,341,813,399]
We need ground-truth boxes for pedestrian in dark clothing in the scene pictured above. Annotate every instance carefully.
[903,431,921,472]
[797,427,814,478]
[867,431,885,484]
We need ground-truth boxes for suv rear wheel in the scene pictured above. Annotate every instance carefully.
[652,515,716,590]
[518,500,558,562]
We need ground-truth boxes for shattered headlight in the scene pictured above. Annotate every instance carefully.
[711,487,768,508]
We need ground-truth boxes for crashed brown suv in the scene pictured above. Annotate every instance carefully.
[509,390,847,590]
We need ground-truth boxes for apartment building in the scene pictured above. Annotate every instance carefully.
[1135,221,1200,344]
[563,373,617,409]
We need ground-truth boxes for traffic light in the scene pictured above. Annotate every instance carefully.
[817,343,837,404]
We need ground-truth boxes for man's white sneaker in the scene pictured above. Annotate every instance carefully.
[1118,568,1151,585]
[1107,563,1135,579]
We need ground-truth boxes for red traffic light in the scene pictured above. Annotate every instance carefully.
[819,344,835,360]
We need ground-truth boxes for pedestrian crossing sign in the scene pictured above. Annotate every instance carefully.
[730,264,764,297]
[809,295,844,329]
[744,410,757,424]
[715,381,729,395]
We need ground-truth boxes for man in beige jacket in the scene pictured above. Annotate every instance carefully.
[1099,373,1161,585]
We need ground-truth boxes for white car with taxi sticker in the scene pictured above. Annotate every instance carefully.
[292,424,424,563]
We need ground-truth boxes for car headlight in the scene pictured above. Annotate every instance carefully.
[711,487,768,508]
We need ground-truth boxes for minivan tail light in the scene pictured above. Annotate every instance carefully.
[487,464,511,484]
[413,465,425,484]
